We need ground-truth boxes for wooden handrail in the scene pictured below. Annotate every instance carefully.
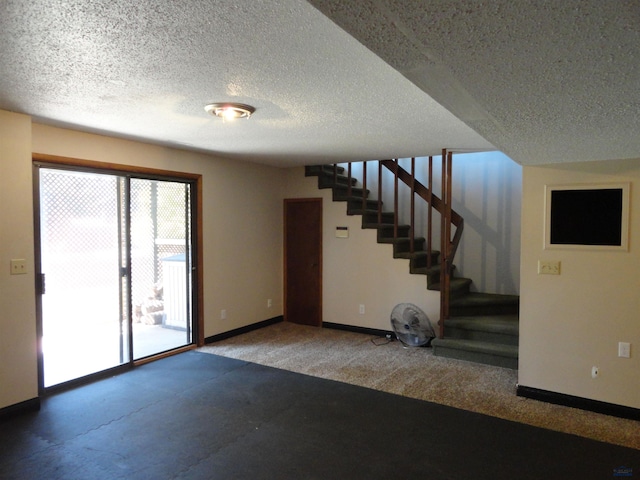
[380,159,462,226]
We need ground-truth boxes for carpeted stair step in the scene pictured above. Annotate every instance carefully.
[428,276,472,297]
[390,237,427,257]
[450,292,519,317]
[431,338,518,369]
[378,237,425,258]
[409,251,441,273]
[425,264,446,285]
[333,185,370,201]
[377,224,411,241]
[361,211,395,226]
[316,173,357,189]
[305,164,346,176]
[442,315,519,346]
[346,198,381,214]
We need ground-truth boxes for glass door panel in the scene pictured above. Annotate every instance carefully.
[130,179,192,360]
[39,168,129,387]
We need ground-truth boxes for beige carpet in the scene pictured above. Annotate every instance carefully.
[199,321,639,450]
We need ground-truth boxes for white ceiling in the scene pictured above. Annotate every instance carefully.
[1,1,639,167]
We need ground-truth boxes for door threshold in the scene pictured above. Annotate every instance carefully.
[134,344,196,366]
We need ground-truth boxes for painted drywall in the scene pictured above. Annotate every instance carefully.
[519,158,640,409]
[449,152,521,295]
[0,111,38,409]
[284,168,441,333]
[345,152,521,296]
[32,123,285,339]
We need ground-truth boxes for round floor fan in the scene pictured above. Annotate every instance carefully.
[390,303,435,347]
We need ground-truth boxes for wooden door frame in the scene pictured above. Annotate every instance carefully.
[283,198,322,326]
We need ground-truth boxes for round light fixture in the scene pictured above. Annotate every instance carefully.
[204,102,255,120]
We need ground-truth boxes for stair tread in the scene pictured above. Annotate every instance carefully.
[378,236,426,244]
[345,197,375,203]
[431,338,518,358]
[425,263,454,275]
[305,165,345,175]
[428,277,471,291]
[414,250,440,257]
[445,315,519,335]
[450,292,519,308]
[361,221,395,229]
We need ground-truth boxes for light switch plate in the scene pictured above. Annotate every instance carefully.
[10,259,27,275]
[538,260,561,275]
[618,342,631,358]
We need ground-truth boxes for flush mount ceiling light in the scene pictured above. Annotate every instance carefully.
[204,102,255,120]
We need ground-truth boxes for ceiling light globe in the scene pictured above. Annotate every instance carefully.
[204,102,255,120]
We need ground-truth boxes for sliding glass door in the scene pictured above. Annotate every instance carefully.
[36,166,195,388]
[129,178,192,360]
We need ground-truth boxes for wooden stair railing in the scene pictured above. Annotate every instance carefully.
[342,152,463,339]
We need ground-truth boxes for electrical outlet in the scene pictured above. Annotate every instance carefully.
[221,309,227,320]
[359,304,365,315]
[618,342,631,358]
[538,260,561,275]
[591,366,599,378]
[10,259,27,275]
[267,299,272,308]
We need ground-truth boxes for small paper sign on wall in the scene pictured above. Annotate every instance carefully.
[336,226,349,238]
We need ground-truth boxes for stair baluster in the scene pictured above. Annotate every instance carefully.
[410,157,415,255]
[427,156,433,269]
[393,159,399,241]
[439,150,452,338]
[377,161,383,225]
[361,161,367,215]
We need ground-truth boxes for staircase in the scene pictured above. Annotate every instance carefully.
[305,162,519,369]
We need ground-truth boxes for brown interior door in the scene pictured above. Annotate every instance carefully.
[284,198,322,326]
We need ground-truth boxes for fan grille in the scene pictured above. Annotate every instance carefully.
[390,303,435,347]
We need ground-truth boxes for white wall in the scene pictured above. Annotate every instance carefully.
[0,111,38,409]
[1,112,286,409]
[284,168,441,332]
[519,158,640,409]
[449,152,521,295]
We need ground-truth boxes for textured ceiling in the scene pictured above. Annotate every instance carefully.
[308,0,640,165]
[0,0,491,167]
[1,1,639,167]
